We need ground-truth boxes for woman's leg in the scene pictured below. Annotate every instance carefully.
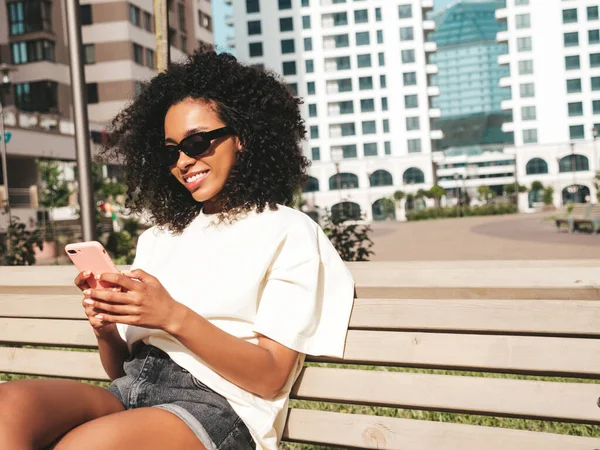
[52,408,207,450]
[0,378,125,449]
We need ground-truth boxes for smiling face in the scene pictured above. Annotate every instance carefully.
[164,98,241,213]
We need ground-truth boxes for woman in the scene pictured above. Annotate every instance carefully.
[0,48,354,450]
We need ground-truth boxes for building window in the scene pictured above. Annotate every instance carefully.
[404,94,418,108]
[362,120,376,134]
[569,125,585,140]
[129,4,140,26]
[360,98,375,112]
[403,72,416,86]
[402,49,415,63]
[280,17,293,32]
[380,74,387,88]
[407,139,421,153]
[328,56,350,70]
[378,52,385,66]
[354,9,368,24]
[375,7,381,21]
[177,3,185,30]
[310,125,319,139]
[516,13,530,29]
[143,11,152,31]
[11,40,55,64]
[249,42,263,57]
[80,4,93,26]
[341,145,357,159]
[86,83,99,104]
[302,15,311,29]
[359,76,373,90]
[591,53,600,68]
[523,129,538,143]
[590,30,600,44]
[311,147,320,160]
[282,61,296,75]
[180,35,187,52]
[566,78,582,93]
[593,100,600,114]
[304,37,312,51]
[133,43,144,65]
[565,55,580,70]
[562,9,578,24]
[198,12,212,30]
[515,0,529,5]
[520,83,535,98]
[564,32,579,47]
[145,48,155,68]
[398,4,412,19]
[517,37,532,52]
[592,76,600,91]
[518,60,533,74]
[406,117,420,130]
[246,0,259,14]
[309,104,317,117]
[281,39,295,54]
[331,34,350,48]
[337,100,354,114]
[377,30,383,44]
[305,59,314,73]
[302,0,309,7]
[588,6,599,21]
[525,158,548,175]
[356,31,370,46]
[278,0,291,9]
[330,12,348,26]
[521,106,536,121]
[8,0,54,34]
[247,20,261,35]
[400,26,414,41]
[384,141,391,155]
[383,119,389,133]
[357,54,372,68]
[14,80,58,113]
[83,44,95,64]
[307,81,315,95]
[364,143,377,157]
[381,97,388,111]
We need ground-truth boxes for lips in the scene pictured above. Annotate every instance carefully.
[182,170,210,191]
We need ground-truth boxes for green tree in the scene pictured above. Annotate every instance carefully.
[594,172,600,202]
[36,159,72,209]
[429,185,445,208]
[322,212,374,262]
[379,197,396,219]
[393,190,405,202]
[477,186,493,204]
[531,180,544,191]
[0,215,43,265]
[542,186,554,206]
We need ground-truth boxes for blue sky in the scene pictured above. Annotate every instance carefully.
[212,0,455,48]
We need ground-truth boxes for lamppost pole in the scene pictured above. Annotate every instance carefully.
[570,142,577,203]
[593,126,598,173]
[453,172,459,218]
[331,148,343,220]
[0,63,15,255]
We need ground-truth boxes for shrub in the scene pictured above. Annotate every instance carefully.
[0,215,44,265]
[322,213,374,261]
[406,204,517,221]
[542,187,554,206]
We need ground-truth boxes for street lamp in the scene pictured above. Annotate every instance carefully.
[453,172,460,218]
[570,142,577,203]
[0,63,16,254]
[331,148,344,220]
[593,126,598,173]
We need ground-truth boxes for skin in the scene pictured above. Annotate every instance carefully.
[0,98,299,449]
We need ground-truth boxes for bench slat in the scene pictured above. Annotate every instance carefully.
[283,409,598,450]
[0,318,97,347]
[292,367,600,423]
[350,299,600,335]
[309,330,600,377]
[0,295,85,319]
[0,347,108,380]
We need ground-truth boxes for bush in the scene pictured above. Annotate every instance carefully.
[542,187,554,206]
[0,215,44,265]
[104,230,135,265]
[406,204,517,221]
[322,213,374,262]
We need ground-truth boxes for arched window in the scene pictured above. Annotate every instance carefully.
[329,172,359,190]
[403,167,425,184]
[372,198,396,221]
[559,154,589,173]
[525,158,548,175]
[369,170,393,187]
[331,202,361,222]
[561,184,590,204]
[302,176,319,193]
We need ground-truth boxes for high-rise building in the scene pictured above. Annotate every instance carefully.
[498,0,600,207]
[227,0,440,222]
[431,0,512,149]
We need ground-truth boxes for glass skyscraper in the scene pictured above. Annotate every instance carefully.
[431,0,512,149]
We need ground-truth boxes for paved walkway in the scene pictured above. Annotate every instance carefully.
[369,212,600,261]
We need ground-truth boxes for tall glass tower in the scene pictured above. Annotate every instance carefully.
[431,0,512,149]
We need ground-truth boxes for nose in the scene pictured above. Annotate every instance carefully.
[176,150,196,171]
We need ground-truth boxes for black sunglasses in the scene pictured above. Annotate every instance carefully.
[159,127,232,166]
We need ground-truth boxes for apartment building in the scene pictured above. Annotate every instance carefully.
[227,0,440,221]
[497,0,600,207]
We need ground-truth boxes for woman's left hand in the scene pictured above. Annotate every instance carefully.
[83,269,186,333]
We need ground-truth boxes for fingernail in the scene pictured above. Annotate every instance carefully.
[84,271,91,277]
[84,299,94,305]
[95,314,103,320]
[83,289,91,296]
[94,274,101,280]
[112,287,120,292]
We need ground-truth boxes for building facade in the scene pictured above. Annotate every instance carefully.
[227,0,440,221]
[497,0,600,207]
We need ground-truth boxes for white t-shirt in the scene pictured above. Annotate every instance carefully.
[116,205,355,449]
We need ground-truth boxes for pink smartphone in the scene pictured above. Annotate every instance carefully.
[65,241,120,289]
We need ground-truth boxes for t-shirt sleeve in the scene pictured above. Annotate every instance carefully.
[252,218,355,358]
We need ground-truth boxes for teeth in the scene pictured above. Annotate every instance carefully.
[185,172,208,183]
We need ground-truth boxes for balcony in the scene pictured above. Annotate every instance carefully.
[502,122,515,133]
[429,108,442,118]
[496,30,509,43]
[425,64,438,74]
[421,0,434,12]
[495,8,508,21]
[500,99,513,111]
[223,0,232,4]
[430,129,444,140]
[498,53,510,66]
[423,20,436,32]
[424,42,437,53]
[226,37,236,48]
[225,14,234,27]
[427,86,440,96]
[499,77,511,87]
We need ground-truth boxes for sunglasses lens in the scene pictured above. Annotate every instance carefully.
[182,134,210,158]
[161,147,179,166]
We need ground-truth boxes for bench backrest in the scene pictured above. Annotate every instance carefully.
[1,261,600,450]
[589,203,600,218]
[569,203,592,218]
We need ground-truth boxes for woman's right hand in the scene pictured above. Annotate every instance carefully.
[75,271,118,338]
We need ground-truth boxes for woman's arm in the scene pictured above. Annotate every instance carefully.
[96,326,129,381]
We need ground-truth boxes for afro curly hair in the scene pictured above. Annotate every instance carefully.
[101,46,309,234]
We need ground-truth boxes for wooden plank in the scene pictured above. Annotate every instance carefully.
[283,409,598,450]
[292,367,600,423]
[0,318,97,347]
[0,295,86,319]
[0,347,108,380]
[308,330,600,377]
[350,299,600,335]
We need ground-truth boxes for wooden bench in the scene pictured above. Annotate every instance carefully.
[1,261,600,449]
[571,204,600,234]
[555,203,592,233]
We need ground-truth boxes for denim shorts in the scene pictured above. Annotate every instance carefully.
[107,342,255,450]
